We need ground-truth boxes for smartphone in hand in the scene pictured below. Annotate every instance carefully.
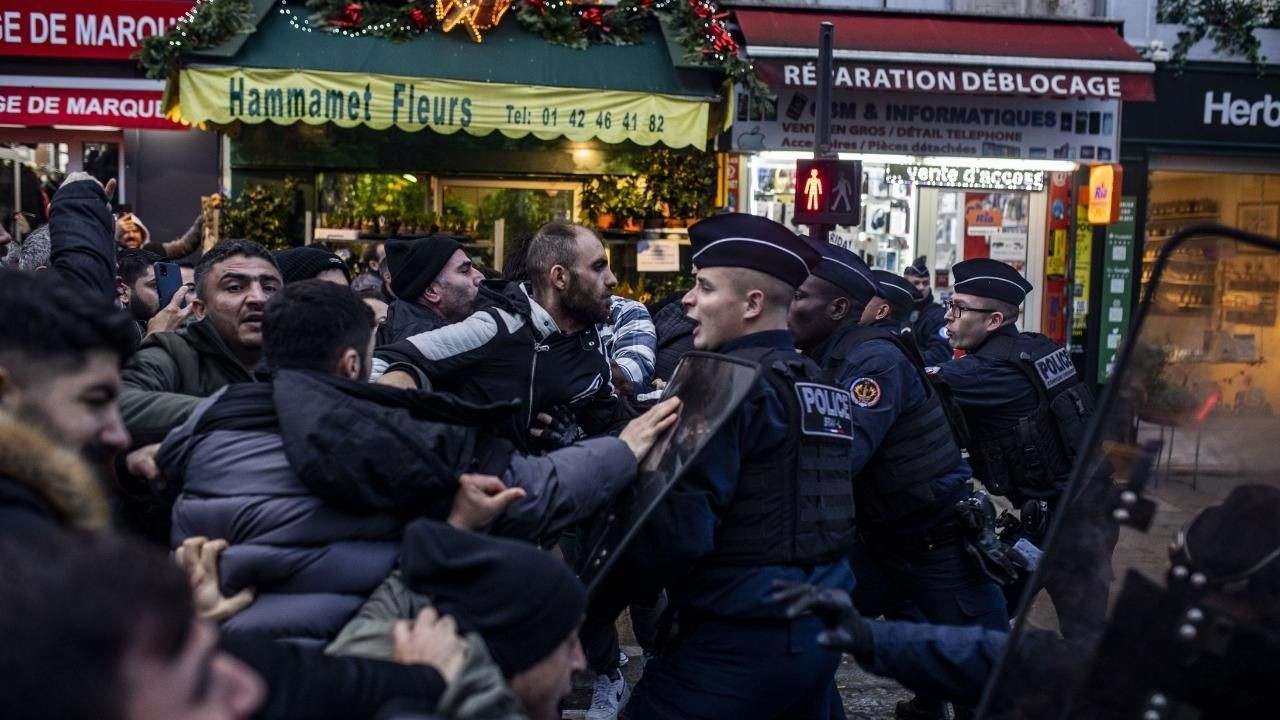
[154,261,184,309]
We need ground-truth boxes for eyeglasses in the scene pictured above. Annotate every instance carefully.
[942,300,999,319]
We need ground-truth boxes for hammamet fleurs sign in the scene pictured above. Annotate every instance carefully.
[172,65,710,148]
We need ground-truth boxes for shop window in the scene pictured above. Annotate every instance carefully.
[317,172,435,237]
[748,158,918,274]
[438,180,578,271]
[1141,170,1280,420]
[82,142,119,186]
[0,145,50,241]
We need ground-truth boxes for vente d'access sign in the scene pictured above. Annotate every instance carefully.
[793,158,862,226]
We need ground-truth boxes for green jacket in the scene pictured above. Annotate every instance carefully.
[119,319,255,447]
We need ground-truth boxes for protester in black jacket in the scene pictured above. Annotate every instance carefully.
[378,236,485,346]
[47,172,118,305]
[374,222,620,451]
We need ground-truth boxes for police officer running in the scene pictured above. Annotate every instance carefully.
[933,258,1107,637]
[789,245,1008,719]
[624,214,857,720]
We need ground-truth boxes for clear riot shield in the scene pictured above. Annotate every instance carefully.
[979,225,1280,718]
[577,351,761,596]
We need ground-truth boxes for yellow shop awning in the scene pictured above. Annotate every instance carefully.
[167,3,722,148]
[170,65,711,148]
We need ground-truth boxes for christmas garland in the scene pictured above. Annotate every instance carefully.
[137,0,765,95]
[135,0,257,79]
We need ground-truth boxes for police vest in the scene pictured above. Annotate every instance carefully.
[708,346,857,567]
[824,326,965,527]
[967,332,1093,501]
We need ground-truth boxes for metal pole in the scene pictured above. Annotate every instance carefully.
[811,21,835,243]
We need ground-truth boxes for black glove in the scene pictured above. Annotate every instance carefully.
[956,492,1020,586]
[771,581,874,657]
[528,404,585,450]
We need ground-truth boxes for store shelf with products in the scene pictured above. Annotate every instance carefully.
[1142,198,1222,297]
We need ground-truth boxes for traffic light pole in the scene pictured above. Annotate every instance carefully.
[810,21,835,244]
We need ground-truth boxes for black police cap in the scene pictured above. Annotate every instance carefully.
[811,242,878,305]
[951,258,1034,306]
[872,269,917,317]
[904,255,929,278]
[689,213,819,289]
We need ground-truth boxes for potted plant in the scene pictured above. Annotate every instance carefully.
[614,178,651,232]
[580,177,617,230]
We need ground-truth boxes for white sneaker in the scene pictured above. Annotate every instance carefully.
[585,672,630,720]
[617,650,629,668]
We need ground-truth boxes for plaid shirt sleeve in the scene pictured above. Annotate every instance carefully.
[601,296,657,388]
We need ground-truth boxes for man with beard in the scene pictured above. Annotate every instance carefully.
[0,271,133,527]
[374,221,617,452]
[118,240,283,447]
[116,248,193,342]
[378,236,485,344]
[904,256,952,365]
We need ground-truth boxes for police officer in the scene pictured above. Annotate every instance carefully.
[625,214,856,720]
[869,269,921,335]
[933,258,1106,637]
[903,256,952,365]
[778,483,1280,717]
[789,247,1007,694]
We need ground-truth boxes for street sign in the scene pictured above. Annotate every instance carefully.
[793,158,862,226]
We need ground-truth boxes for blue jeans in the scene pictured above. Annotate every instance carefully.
[629,615,841,720]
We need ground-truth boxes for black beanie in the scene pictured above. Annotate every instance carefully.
[904,255,929,278]
[386,236,463,302]
[399,520,586,676]
[273,247,351,284]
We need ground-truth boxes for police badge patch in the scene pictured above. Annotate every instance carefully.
[1033,347,1076,389]
[850,377,882,408]
[793,382,854,439]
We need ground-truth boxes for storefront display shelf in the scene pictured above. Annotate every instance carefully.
[1147,213,1219,223]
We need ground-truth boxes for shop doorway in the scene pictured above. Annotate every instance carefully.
[437,179,580,271]
[930,190,1032,273]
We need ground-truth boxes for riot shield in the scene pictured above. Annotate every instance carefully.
[979,225,1280,718]
[576,351,761,596]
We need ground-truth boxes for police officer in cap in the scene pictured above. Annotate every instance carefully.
[903,257,952,365]
[625,213,856,720]
[934,258,1106,637]
[789,244,1007,719]
[868,269,921,335]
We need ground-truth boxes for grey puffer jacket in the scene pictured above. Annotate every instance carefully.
[161,370,637,643]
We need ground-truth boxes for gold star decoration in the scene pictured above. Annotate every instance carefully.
[435,0,512,43]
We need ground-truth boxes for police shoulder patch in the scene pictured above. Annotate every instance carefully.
[850,377,882,408]
[793,382,854,440]
[924,366,940,375]
[1033,346,1076,389]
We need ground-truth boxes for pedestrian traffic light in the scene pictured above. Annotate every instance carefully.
[793,158,861,226]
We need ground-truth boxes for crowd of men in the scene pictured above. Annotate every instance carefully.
[0,169,1223,720]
